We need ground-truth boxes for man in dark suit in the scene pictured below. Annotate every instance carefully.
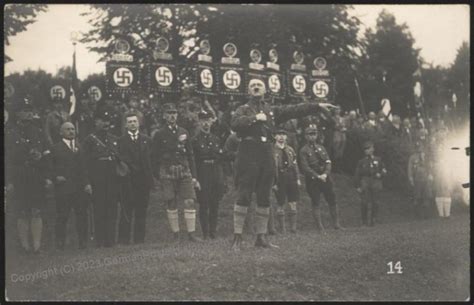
[118,111,154,244]
[50,122,92,249]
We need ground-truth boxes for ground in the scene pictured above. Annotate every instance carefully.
[4,174,470,301]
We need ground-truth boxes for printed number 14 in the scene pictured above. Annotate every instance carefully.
[387,261,403,274]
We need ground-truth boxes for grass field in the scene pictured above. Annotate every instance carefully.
[5,174,470,301]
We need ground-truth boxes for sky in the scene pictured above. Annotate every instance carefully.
[4,4,470,80]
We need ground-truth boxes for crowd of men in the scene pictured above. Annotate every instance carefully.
[4,80,463,254]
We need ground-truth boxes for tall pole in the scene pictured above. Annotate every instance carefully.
[354,76,366,120]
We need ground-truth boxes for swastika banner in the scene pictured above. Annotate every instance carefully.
[195,63,217,96]
[309,76,335,102]
[287,70,309,98]
[146,61,180,94]
[217,65,245,96]
[266,71,285,100]
[106,61,140,96]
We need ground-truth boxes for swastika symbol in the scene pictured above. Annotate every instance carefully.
[292,75,306,93]
[50,85,66,99]
[268,74,281,93]
[88,86,102,102]
[155,66,173,87]
[113,68,133,87]
[313,80,329,98]
[223,70,241,90]
[200,69,213,89]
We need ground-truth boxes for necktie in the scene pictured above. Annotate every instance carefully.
[69,140,74,151]
[281,148,289,166]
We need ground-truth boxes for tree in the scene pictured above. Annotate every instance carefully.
[5,69,55,110]
[420,64,449,117]
[359,10,420,117]
[4,4,48,62]
[448,41,469,116]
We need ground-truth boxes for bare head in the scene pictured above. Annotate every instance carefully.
[60,122,76,140]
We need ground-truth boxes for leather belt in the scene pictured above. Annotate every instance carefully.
[202,159,216,164]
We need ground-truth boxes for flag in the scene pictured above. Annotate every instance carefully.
[69,47,78,116]
[381,98,392,121]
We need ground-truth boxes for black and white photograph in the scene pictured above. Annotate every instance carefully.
[3,3,470,301]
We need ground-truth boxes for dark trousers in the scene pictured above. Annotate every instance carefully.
[196,163,224,237]
[305,176,336,207]
[235,140,275,208]
[360,178,382,225]
[90,161,119,247]
[197,195,219,237]
[118,175,150,244]
[55,191,88,248]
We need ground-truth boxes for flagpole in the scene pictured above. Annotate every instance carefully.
[70,31,79,131]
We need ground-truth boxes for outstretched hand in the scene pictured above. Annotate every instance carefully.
[318,103,339,112]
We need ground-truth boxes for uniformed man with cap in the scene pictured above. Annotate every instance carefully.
[5,98,52,254]
[230,79,336,250]
[152,102,201,242]
[408,141,434,219]
[44,96,71,146]
[272,128,301,234]
[82,106,121,247]
[354,141,387,226]
[299,124,343,232]
[192,110,226,239]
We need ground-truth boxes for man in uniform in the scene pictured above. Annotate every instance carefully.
[272,129,300,234]
[192,110,226,239]
[44,97,71,146]
[332,107,347,172]
[5,98,52,254]
[49,122,92,249]
[76,95,97,141]
[82,106,121,247]
[354,141,387,226]
[152,103,201,242]
[401,117,414,145]
[117,111,153,244]
[408,142,433,219]
[299,124,343,233]
[230,79,335,250]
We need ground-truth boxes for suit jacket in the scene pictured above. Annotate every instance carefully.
[50,139,89,196]
[118,132,153,189]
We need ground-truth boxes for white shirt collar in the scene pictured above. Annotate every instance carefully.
[62,138,74,149]
[128,130,139,137]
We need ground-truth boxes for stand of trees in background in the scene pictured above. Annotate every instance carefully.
[4,4,47,63]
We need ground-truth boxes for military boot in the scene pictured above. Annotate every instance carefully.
[17,218,31,253]
[254,234,279,248]
[312,207,325,233]
[31,216,43,253]
[288,211,297,233]
[267,206,277,235]
[329,205,345,230]
[231,233,243,252]
[276,210,286,234]
[188,231,202,242]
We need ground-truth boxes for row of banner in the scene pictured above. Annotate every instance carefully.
[106,38,336,102]
[4,38,336,104]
